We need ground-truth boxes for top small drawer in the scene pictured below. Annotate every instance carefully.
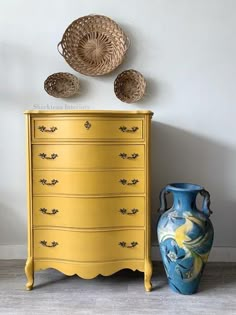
[32,118,143,142]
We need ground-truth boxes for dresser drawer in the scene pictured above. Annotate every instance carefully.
[32,144,144,169]
[33,196,145,228]
[33,170,144,195]
[32,118,143,141]
[34,229,144,262]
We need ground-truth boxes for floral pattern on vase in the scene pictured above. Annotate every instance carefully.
[157,183,214,294]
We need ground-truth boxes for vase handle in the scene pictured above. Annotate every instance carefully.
[159,186,170,213]
[200,189,213,217]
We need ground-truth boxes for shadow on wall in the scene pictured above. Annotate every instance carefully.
[151,121,236,247]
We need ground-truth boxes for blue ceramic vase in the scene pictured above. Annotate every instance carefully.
[157,183,214,294]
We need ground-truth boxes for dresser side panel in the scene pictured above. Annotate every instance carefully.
[26,114,33,258]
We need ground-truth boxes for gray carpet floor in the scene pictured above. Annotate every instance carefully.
[0,260,236,315]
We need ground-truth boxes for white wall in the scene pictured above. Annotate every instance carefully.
[0,0,236,260]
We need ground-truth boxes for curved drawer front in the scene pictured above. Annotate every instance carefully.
[33,118,143,141]
[33,170,144,195]
[34,229,144,262]
[33,196,145,228]
[32,144,144,169]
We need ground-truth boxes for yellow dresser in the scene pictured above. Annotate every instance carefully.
[24,110,153,291]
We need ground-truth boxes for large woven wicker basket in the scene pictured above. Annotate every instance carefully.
[114,69,146,103]
[57,15,129,76]
[44,72,80,98]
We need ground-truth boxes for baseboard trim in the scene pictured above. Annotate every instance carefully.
[0,245,27,260]
[0,244,236,262]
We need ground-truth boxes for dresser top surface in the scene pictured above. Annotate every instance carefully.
[24,110,154,116]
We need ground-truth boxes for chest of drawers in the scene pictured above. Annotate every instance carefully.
[24,110,153,291]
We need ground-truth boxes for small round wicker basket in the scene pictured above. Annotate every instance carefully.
[57,15,129,76]
[44,72,80,98]
[114,69,146,103]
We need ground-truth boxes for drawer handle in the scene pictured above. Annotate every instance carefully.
[119,208,139,215]
[119,179,139,185]
[119,126,139,133]
[84,121,91,130]
[38,126,58,133]
[40,208,59,215]
[39,153,58,160]
[119,241,138,248]
[39,179,59,186]
[119,153,139,160]
[40,240,58,248]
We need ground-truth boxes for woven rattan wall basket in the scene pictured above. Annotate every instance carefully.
[44,72,80,98]
[57,15,129,76]
[114,69,146,103]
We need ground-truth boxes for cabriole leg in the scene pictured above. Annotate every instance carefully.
[144,260,152,292]
[25,257,34,290]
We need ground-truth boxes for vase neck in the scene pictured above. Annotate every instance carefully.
[172,191,198,211]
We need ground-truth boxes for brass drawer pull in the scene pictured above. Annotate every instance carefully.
[119,208,139,215]
[40,208,59,215]
[119,153,139,160]
[119,126,139,133]
[38,126,58,133]
[39,179,59,186]
[39,153,58,160]
[40,240,58,248]
[119,241,138,248]
[119,179,139,185]
[84,121,91,130]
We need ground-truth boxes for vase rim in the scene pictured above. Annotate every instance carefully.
[167,183,203,192]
